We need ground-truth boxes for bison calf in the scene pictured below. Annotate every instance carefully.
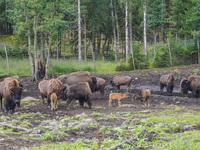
[66,82,92,109]
[110,75,132,92]
[133,90,151,108]
[108,93,129,107]
[160,73,175,95]
[50,93,58,111]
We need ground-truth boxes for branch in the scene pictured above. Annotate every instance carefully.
[107,130,144,150]
[0,122,31,133]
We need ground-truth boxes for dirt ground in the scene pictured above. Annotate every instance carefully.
[1,64,200,150]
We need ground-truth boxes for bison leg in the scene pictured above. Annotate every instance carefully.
[160,83,164,92]
[79,100,84,107]
[117,85,120,91]
[118,99,121,107]
[108,99,112,107]
[192,90,197,98]
[87,100,92,109]
[147,98,150,108]
[66,98,73,108]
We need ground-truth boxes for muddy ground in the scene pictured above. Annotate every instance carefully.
[1,64,200,150]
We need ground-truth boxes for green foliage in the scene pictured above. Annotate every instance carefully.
[0,47,28,59]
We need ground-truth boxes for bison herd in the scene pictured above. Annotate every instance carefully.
[0,69,200,114]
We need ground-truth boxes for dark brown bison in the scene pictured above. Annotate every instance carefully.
[57,71,97,93]
[95,77,106,98]
[0,76,23,111]
[132,89,151,108]
[180,78,189,96]
[186,75,200,98]
[2,79,23,114]
[37,59,46,79]
[110,75,132,92]
[66,82,92,109]
[38,79,67,105]
[159,73,175,95]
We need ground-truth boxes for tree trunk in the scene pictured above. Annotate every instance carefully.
[167,38,172,67]
[153,31,157,58]
[97,33,101,54]
[78,0,82,61]
[111,0,117,61]
[84,16,87,61]
[4,44,10,75]
[197,38,200,64]
[102,36,108,56]
[90,42,97,73]
[33,1,38,82]
[115,7,120,60]
[143,0,147,54]
[23,1,34,77]
[129,14,135,70]
[56,38,59,60]
[64,34,66,59]
[40,32,44,60]
[125,0,129,64]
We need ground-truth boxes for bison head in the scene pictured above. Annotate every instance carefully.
[61,84,68,100]
[181,79,190,93]
[38,68,45,79]
[167,82,174,95]
[91,76,97,93]
[9,86,23,107]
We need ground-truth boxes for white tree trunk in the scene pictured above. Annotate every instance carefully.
[111,0,117,61]
[33,1,38,81]
[129,14,135,70]
[143,0,147,54]
[78,0,82,61]
[167,38,172,67]
[4,44,10,75]
[125,1,129,64]
[23,1,34,77]
[84,16,87,61]
[40,32,44,60]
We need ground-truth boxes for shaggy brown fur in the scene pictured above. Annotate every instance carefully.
[133,90,151,108]
[180,78,188,96]
[66,82,92,109]
[110,75,132,92]
[108,93,129,107]
[159,73,175,94]
[57,71,96,93]
[95,77,106,98]
[188,75,200,98]
[38,59,46,69]
[38,79,67,105]
[50,93,57,111]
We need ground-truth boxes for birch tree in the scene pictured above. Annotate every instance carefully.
[129,13,135,70]
[143,0,147,55]
[125,0,129,64]
[111,0,117,61]
[78,0,82,61]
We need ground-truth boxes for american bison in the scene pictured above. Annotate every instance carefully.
[2,79,23,114]
[66,82,92,109]
[95,77,106,98]
[0,76,23,110]
[110,75,132,92]
[108,93,129,107]
[37,59,46,79]
[133,89,151,108]
[159,73,175,95]
[186,75,200,98]
[38,79,67,105]
[180,78,190,96]
[57,71,97,93]
[50,93,58,111]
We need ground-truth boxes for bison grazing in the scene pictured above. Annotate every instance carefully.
[180,78,190,96]
[108,93,129,107]
[38,79,67,105]
[66,82,92,109]
[186,75,200,98]
[37,59,46,79]
[95,77,106,98]
[2,79,23,114]
[110,75,132,92]
[133,90,151,108]
[159,73,175,95]
[50,93,58,111]
[57,71,97,93]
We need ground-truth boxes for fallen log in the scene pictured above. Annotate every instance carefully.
[0,122,31,133]
[107,130,144,150]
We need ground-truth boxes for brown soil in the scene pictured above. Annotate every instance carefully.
[1,64,200,150]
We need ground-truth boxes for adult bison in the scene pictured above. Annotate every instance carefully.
[110,75,132,92]
[180,78,190,96]
[1,79,23,114]
[66,82,92,109]
[38,79,67,105]
[0,76,23,111]
[95,77,106,98]
[159,73,175,95]
[37,59,46,79]
[57,71,97,93]
[185,75,200,98]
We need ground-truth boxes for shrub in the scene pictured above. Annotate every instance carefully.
[0,46,28,59]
